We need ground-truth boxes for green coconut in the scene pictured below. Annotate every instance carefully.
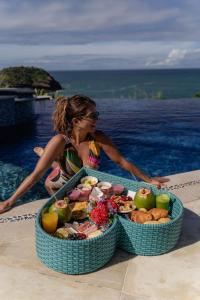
[49,200,72,225]
[134,188,156,210]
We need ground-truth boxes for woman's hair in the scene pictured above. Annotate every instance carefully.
[53,95,96,134]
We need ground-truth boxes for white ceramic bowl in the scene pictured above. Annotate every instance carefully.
[80,176,98,187]
[97,181,112,194]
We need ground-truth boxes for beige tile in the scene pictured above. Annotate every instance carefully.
[0,264,121,300]
[0,219,35,242]
[165,170,200,204]
[120,293,153,300]
[1,198,48,218]
[0,232,130,291]
[167,170,200,183]
[170,188,200,204]
[122,242,200,300]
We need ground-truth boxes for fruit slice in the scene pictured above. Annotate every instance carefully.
[81,176,98,186]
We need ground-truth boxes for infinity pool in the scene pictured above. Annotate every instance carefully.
[0,98,200,203]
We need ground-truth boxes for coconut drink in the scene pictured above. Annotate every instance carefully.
[134,188,156,210]
[49,200,72,225]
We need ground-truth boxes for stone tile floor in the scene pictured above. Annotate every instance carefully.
[0,170,200,300]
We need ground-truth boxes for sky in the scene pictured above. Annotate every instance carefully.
[0,0,200,70]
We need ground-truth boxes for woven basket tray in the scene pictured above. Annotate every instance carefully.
[35,215,118,275]
[35,167,184,274]
[118,191,184,256]
[35,167,119,275]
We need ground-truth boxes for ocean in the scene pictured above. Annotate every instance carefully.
[51,69,200,99]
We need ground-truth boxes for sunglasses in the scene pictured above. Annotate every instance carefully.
[83,111,100,120]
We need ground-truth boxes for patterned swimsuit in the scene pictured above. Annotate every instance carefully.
[47,134,101,189]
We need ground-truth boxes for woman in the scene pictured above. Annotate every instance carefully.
[0,95,168,213]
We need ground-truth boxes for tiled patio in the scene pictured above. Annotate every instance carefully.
[0,170,200,300]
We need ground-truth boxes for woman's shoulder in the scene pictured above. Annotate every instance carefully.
[48,134,68,146]
[94,130,105,138]
[94,130,109,144]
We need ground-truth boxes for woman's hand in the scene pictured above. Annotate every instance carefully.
[0,199,15,214]
[148,176,170,189]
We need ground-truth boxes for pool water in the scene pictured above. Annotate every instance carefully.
[0,98,200,203]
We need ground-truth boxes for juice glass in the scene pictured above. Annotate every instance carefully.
[42,212,58,234]
[156,194,170,211]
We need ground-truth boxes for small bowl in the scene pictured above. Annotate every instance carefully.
[81,176,98,187]
[68,189,81,201]
[97,182,112,195]
[77,184,92,198]
[112,185,125,195]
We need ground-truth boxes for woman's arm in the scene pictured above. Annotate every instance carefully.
[0,135,65,213]
[96,131,169,188]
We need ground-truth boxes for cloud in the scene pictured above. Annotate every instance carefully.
[146,46,200,67]
[1,0,200,69]
[1,40,199,70]
[0,0,185,46]
[0,1,179,32]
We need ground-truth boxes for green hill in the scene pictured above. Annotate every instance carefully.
[0,66,62,92]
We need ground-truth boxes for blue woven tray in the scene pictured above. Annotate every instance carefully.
[35,167,120,275]
[118,190,183,255]
[35,167,184,274]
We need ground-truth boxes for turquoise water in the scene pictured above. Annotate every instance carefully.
[0,94,200,204]
[51,69,200,99]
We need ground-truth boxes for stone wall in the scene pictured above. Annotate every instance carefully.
[0,96,15,126]
[15,98,35,124]
[0,89,35,127]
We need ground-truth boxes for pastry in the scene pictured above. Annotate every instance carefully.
[139,208,147,212]
[149,208,168,220]
[131,211,153,224]
[144,221,159,224]
[55,227,71,239]
[69,202,88,220]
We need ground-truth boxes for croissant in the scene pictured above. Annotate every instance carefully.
[158,217,171,224]
[144,220,159,224]
[149,208,168,220]
[131,211,153,224]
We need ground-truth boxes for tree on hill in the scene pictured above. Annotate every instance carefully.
[0,66,62,93]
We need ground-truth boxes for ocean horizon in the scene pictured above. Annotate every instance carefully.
[50,68,200,100]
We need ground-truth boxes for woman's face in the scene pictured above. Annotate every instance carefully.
[73,105,99,134]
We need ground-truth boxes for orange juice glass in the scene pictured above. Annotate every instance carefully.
[42,212,58,234]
